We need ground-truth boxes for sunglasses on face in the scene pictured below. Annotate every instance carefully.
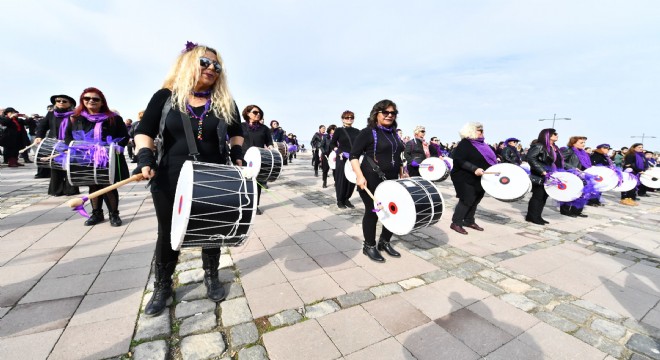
[343,116,354,119]
[250,110,261,115]
[55,99,69,104]
[199,57,222,73]
[83,96,101,103]
[553,133,558,136]
[420,130,426,133]
[379,110,398,117]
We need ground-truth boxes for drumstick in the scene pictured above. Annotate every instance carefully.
[39,154,60,162]
[67,174,144,208]
[483,171,501,175]
[362,187,384,212]
[19,143,37,154]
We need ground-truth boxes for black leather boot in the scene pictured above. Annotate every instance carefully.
[144,262,176,316]
[363,245,385,263]
[202,253,226,302]
[322,179,327,188]
[559,205,577,217]
[109,211,123,227]
[84,210,105,226]
[377,239,401,258]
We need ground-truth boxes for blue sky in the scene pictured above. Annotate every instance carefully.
[1,0,659,150]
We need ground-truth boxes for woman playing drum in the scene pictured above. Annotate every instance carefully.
[350,100,406,263]
[134,42,244,316]
[525,129,563,225]
[320,124,337,188]
[241,105,274,215]
[620,143,648,206]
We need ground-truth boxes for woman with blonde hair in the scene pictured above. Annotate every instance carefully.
[404,125,429,177]
[134,42,244,316]
[449,122,497,234]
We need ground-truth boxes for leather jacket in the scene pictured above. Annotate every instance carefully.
[526,143,558,176]
[561,147,581,170]
[501,145,522,165]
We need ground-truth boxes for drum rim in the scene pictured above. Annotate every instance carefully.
[481,163,531,201]
[35,137,62,168]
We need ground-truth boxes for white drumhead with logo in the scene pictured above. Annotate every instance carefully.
[419,157,449,182]
[583,166,619,192]
[544,172,584,202]
[344,155,363,184]
[639,168,660,189]
[481,163,531,202]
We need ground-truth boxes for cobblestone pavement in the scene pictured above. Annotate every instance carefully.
[1,155,659,359]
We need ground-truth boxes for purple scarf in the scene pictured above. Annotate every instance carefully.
[572,147,592,169]
[81,110,115,142]
[54,110,74,140]
[635,152,646,170]
[247,122,261,132]
[469,137,497,165]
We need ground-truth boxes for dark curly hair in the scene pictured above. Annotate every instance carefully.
[367,99,398,129]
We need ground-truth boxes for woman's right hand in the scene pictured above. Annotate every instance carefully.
[133,147,157,179]
[141,166,156,180]
[356,175,367,190]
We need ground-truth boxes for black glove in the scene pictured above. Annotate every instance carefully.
[133,148,157,175]
[230,145,243,164]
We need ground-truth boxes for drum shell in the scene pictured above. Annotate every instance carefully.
[35,138,66,170]
[66,141,116,186]
[639,168,660,189]
[244,147,283,183]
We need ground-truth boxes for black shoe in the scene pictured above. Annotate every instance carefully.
[322,180,327,188]
[110,212,122,227]
[315,170,319,177]
[363,245,385,262]
[337,202,347,209]
[204,271,226,302]
[84,211,105,226]
[144,262,175,316]
[378,240,401,257]
[256,207,263,215]
[344,200,355,209]
[525,216,545,225]
[576,213,588,218]
[541,218,550,224]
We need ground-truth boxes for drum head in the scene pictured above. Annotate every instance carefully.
[328,152,337,170]
[520,162,531,173]
[243,147,262,180]
[374,180,417,235]
[444,157,453,170]
[419,157,448,181]
[344,155,363,184]
[481,163,531,201]
[172,161,195,251]
[612,171,638,192]
[107,142,116,184]
[544,172,584,202]
[584,166,619,192]
[640,168,660,189]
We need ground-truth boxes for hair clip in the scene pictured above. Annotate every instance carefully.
[182,41,198,53]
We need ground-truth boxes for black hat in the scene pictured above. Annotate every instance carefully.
[504,137,520,143]
[50,94,76,107]
[2,107,18,116]
[596,144,610,149]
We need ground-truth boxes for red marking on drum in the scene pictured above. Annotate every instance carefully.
[595,176,603,182]
[428,166,435,172]
[499,177,510,185]
[558,183,567,190]
[248,161,253,167]
[388,202,398,215]
[178,196,183,215]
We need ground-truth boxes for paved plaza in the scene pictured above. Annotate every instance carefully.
[1,153,659,360]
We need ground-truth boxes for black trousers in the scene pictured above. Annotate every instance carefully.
[152,190,219,265]
[527,183,549,221]
[451,183,485,225]
[407,165,421,177]
[312,148,320,170]
[321,155,330,183]
[357,170,395,246]
[334,157,356,203]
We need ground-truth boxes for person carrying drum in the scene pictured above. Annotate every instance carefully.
[560,136,592,218]
[588,143,613,206]
[500,137,522,165]
[351,100,406,262]
[241,105,273,215]
[620,143,648,206]
[328,110,360,209]
[320,124,337,188]
[311,125,326,177]
[428,136,446,157]
[404,125,429,177]
[270,120,287,165]
[526,129,563,225]
[449,122,496,235]
[134,42,245,316]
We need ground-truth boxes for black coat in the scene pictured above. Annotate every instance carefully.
[0,116,28,149]
[328,126,359,156]
[623,152,647,174]
[590,152,612,167]
[450,138,492,196]
[36,111,71,139]
[526,143,562,176]
[501,145,522,165]
[241,123,273,153]
[404,137,427,165]
[310,132,324,149]
[560,147,585,170]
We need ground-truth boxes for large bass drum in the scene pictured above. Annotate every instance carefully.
[481,163,531,202]
[640,168,660,189]
[374,177,444,236]
[244,147,283,183]
[344,155,363,184]
[583,166,619,192]
[35,138,67,170]
[328,151,337,170]
[171,161,256,250]
[612,171,638,192]
[544,172,584,202]
[66,141,116,186]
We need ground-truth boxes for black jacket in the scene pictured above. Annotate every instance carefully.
[560,147,584,170]
[450,138,492,196]
[328,126,359,157]
[590,152,612,167]
[526,143,562,176]
[501,145,522,165]
[310,132,324,149]
[623,152,647,174]
[404,137,427,165]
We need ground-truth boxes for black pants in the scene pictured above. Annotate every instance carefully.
[321,155,330,183]
[312,148,320,169]
[152,190,219,265]
[407,165,421,177]
[451,183,485,225]
[334,157,356,203]
[357,170,395,246]
[527,183,549,221]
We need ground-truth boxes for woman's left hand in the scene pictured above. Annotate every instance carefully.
[475,168,485,176]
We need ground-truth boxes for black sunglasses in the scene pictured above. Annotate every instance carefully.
[379,110,398,116]
[420,130,426,133]
[83,96,101,102]
[200,57,222,73]
[55,99,69,103]
[343,116,354,119]
[250,110,261,115]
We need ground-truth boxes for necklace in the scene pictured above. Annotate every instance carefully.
[186,99,211,140]
[192,89,212,98]
[373,126,399,166]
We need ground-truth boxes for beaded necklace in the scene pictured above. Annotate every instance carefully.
[372,125,400,166]
[186,99,211,140]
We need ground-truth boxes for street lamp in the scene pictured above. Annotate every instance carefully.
[631,133,656,143]
[538,114,571,128]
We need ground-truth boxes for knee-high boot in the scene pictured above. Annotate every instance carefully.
[144,261,176,316]
[202,253,226,302]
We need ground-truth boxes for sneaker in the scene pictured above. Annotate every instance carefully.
[620,198,638,206]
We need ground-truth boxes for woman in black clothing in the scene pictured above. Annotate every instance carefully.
[134,43,244,316]
[0,107,28,167]
[270,120,287,165]
[241,105,273,215]
[526,128,563,225]
[559,136,591,217]
[329,110,360,209]
[34,94,80,196]
[620,143,648,206]
[351,100,405,262]
[320,124,337,188]
[65,88,129,226]
[404,125,429,177]
[449,122,497,235]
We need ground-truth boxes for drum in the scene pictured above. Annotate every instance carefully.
[612,171,638,192]
[444,157,453,171]
[419,157,450,182]
[583,166,619,192]
[520,162,531,173]
[171,161,257,250]
[275,142,288,160]
[374,177,444,235]
[481,163,531,202]
[66,141,116,186]
[35,138,67,170]
[244,147,283,183]
[639,168,660,189]
[328,151,337,170]
[344,155,363,184]
[544,172,584,202]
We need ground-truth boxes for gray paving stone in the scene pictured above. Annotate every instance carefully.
[237,345,268,360]
[478,269,507,282]
[624,318,660,340]
[135,312,171,341]
[573,300,625,321]
[525,289,554,305]
[553,303,592,324]
[448,267,473,279]
[468,278,505,296]
[626,333,660,360]
[459,260,485,273]
[0,307,9,319]
[175,283,207,302]
[225,282,245,300]
[591,318,627,340]
[176,259,203,272]
[175,299,216,319]
[574,328,624,358]
[408,248,434,260]
[337,290,375,308]
[500,293,537,312]
[0,297,82,338]
[178,269,204,285]
[220,298,252,327]
[133,340,168,360]
[229,322,259,348]
[305,300,341,319]
[268,309,303,327]
[180,332,226,360]
[535,312,579,332]
[179,312,217,337]
[370,283,404,298]
[420,269,449,283]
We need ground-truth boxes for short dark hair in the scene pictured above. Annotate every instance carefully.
[319,125,325,130]
[367,99,398,129]
[327,124,337,133]
[242,105,263,121]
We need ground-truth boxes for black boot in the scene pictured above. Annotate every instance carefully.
[202,253,226,302]
[378,239,401,258]
[315,169,319,177]
[572,207,588,218]
[144,262,176,316]
[84,210,105,226]
[322,179,327,188]
[559,205,577,217]
[109,211,123,227]
[363,245,385,263]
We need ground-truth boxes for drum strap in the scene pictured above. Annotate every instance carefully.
[365,156,387,181]
[180,111,200,161]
